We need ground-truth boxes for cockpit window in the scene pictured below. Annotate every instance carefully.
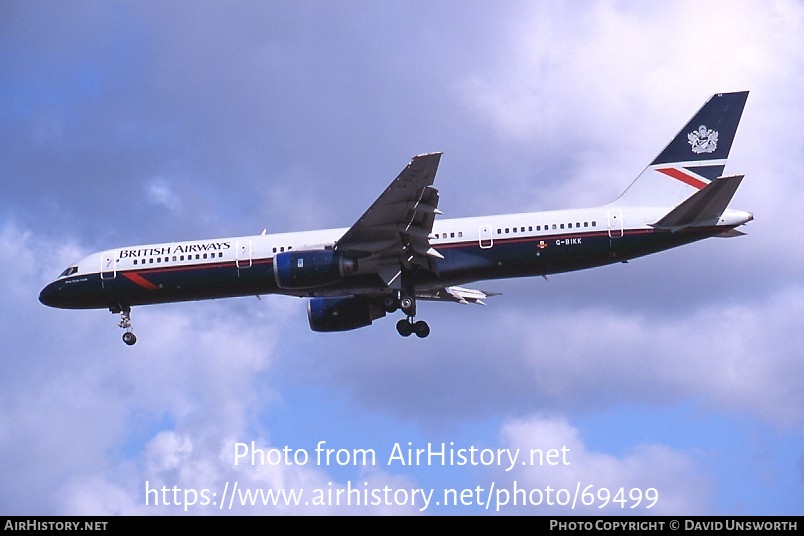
[58,266,79,278]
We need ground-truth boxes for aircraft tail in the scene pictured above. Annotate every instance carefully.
[611,91,748,208]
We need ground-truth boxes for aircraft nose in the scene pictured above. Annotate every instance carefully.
[39,282,63,308]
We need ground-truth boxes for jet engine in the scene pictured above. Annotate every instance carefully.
[274,249,357,289]
[307,296,386,332]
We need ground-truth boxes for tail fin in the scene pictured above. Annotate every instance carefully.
[611,91,748,207]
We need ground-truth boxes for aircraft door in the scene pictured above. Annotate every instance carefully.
[100,251,117,280]
[236,240,252,268]
[479,225,493,249]
[607,209,623,238]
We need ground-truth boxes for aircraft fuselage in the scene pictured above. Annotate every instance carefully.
[39,205,752,311]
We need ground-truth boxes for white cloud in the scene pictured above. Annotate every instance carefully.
[145,177,182,213]
[452,1,803,208]
[488,287,804,428]
[498,415,711,514]
[455,1,797,144]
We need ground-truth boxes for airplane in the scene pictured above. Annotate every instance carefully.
[39,91,752,345]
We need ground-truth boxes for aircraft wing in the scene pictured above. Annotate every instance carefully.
[416,286,501,305]
[335,153,443,288]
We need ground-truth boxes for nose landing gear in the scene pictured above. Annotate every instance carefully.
[115,307,137,346]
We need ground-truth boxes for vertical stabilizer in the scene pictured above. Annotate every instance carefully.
[611,91,748,207]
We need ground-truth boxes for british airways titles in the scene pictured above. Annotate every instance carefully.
[118,241,232,259]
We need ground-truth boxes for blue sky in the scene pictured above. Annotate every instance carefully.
[1,0,802,515]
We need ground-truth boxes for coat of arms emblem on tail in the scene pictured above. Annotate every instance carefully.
[688,125,718,154]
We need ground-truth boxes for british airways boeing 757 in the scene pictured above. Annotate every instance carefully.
[40,92,752,345]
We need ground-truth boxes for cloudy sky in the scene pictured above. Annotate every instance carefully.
[2,0,802,515]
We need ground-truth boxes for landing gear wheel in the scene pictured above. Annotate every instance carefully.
[396,319,413,337]
[382,295,398,313]
[122,331,137,346]
[394,292,429,338]
[413,320,430,338]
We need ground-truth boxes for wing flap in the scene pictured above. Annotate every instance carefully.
[335,153,444,287]
[416,286,501,305]
[336,153,442,254]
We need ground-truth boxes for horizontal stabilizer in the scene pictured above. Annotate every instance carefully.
[652,175,743,231]
[715,228,746,238]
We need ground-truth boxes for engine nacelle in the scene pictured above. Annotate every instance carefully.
[307,296,386,332]
[273,249,357,289]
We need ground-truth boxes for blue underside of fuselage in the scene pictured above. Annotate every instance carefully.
[38,227,723,311]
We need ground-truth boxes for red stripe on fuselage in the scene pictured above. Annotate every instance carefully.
[122,272,159,290]
[656,167,708,189]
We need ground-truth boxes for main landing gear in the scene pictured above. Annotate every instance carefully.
[383,292,430,338]
[115,307,137,346]
[396,318,430,338]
